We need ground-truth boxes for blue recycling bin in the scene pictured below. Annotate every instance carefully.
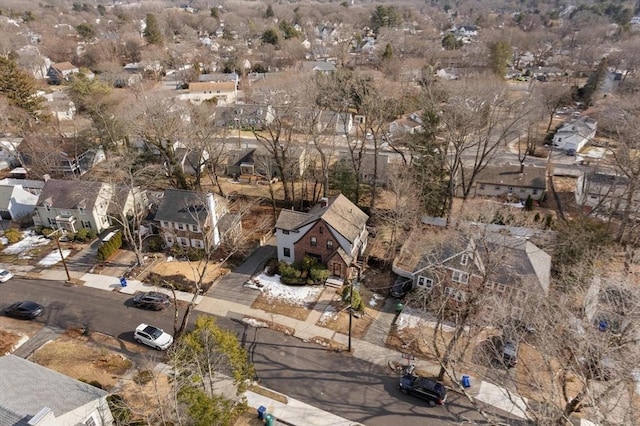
[265,413,275,426]
[120,277,127,287]
[257,406,267,420]
[461,375,471,388]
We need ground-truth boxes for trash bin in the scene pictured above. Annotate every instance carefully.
[120,277,127,287]
[257,406,266,420]
[461,375,471,388]
[265,413,275,426]
[395,303,404,314]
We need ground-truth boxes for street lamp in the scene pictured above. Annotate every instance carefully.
[49,228,72,283]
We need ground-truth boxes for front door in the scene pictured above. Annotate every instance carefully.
[333,262,342,277]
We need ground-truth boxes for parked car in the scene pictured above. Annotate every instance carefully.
[4,301,43,320]
[502,340,519,368]
[399,373,447,406]
[133,292,170,311]
[0,269,14,282]
[390,277,413,298]
[134,323,173,350]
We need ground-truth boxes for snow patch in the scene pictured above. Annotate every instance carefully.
[368,293,384,307]
[253,273,322,306]
[243,318,268,328]
[38,249,71,266]
[2,231,51,256]
[318,305,338,325]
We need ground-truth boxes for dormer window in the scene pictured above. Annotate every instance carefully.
[45,204,51,212]
[460,254,469,266]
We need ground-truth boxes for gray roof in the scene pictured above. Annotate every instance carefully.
[36,179,105,210]
[473,165,546,189]
[0,185,15,208]
[154,189,226,225]
[0,354,108,422]
[276,194,369,243]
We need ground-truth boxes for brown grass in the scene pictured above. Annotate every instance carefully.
[0,330,21,354]
[251,295,315,321]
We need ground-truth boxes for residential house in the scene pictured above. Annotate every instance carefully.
[182,81,237,105]
[0,136,23,171]
[336,151,399,187]
[43,90,76,121]
[226,146,307,180]
[0,184,38,221]
[215,104,275,130]
[575,171,639,216]
[15,45,50,79]
[315,110,352,135]
[457,25,478,37]
[0,177,45,196]
[393,229,551,320]
[33,178,122,234]
[552,118,597,153]
[0,354,114,426]
[301,61,337,74]
[154,189,241,250]
[461,165,547,201]
[275,194,369,280]
[316,25,339,42]
[389,111,423,135]
[47,61,80,84]
[175,146,210,176]
[17,137,106,177]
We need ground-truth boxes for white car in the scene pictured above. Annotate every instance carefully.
[134,323,173,350]
[0,269,14,282]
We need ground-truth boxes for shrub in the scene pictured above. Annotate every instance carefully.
[341,284,364,311]
[97,231,122,262]
[147,236,164,252]
[74,228,96,242]
[186,247,205,261]
[310,266,330,282]
[4,227,22,244]
[133,370,154,385]
[279,262,301,280]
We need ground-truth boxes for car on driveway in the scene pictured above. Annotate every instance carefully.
[134,323,173,350]
[133,292,170,311]
[4,301,43,320]
[390,277,413,298]
[399,373,447,406]
[0,269,14,282]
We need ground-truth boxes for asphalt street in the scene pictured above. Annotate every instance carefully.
[1,278,520,425]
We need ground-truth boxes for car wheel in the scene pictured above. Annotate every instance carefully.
[134,337,141,343]
[428,400,436,407]
[400,388,408,394]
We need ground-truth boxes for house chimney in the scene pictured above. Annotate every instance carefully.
[206,193,220,247]
[42,174,50,182]
[319,197,328,208]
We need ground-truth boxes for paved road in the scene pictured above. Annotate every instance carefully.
[0,277,524,425]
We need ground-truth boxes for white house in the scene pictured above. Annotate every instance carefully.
[0,354,114,426]
[575,171,640,216]
[553,118,597,152]
[0,184,38,221]
[181,81,237,105]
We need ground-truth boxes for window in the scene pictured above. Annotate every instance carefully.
[495,186,501,190]
[520,188,525,192]
[310,236,317,246]
[161,221,170,228]
[192,239,204,248]
[444,287,454,297]
[48,218,55,225]
[327,240,333,249]
[319,227,323,234]
[460,254,468,266]
[82,220,91,228]
[45,204,51,211]
[84,416,97,426]
[283,230,290,235]
[176,223,186,231]
[453,290,466,302]
[190,224,201,232]
[479,184,485,190]
[79,207,85,213]
[511,306,523,319]
[178,237,189,247]
[165,235,174,244]
[451,270,469,284]
[61,210,70,216]
[283,247,291,257]
[496,283,506,293]
[485,281,494,290]
[532,189,538,195]
[417,276,433,289]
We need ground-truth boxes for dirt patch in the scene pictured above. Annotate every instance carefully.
[314,287,384,339]
[0,317,44,354]
[29,333,133,390]
[144,258,229,293]
[117,368,173,423]
[234,410,267,426]
[0,330,22,354]
[251,294,315,321]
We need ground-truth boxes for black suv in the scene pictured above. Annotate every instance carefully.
[399,373,447,406]
[390,277,413,298]
[133,292,171,311]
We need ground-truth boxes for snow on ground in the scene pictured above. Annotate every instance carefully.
[318,305,338,325]
[396,307,458,333]
[243,318,268,328]
[253,273,323,306]
[38,249,71,266]
[2,231,51,257]
[368,293,384,307]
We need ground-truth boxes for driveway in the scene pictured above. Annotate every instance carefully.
[206,241,276,306]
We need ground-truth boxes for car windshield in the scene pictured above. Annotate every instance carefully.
[0,270,9,276]
[20,302,39,310]
[144,326,163,339]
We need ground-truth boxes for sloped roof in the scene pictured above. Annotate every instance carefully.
[154,189,226,225]
[189,81,236,93]
[0,354,108,423]
[52,61,78,72]
[36,179,105,210]
[276,194,369,243]
[0,185,15,208]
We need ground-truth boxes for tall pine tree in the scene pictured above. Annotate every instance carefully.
[0,57,44,119]
[143,13,163,45]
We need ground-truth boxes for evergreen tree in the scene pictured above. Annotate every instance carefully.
[578,57,608,107]
[75,23,96,42]
[382,43,393,60]
[442,33,462,50]
[488,40,512,78]
[143,13,163,45]
[0,57,43,119]
[261,28,279,45]
[265,4,274,18]
[371,5,402,32]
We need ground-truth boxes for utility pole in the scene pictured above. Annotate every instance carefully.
[51,228,72,283]
[348,279,353,352]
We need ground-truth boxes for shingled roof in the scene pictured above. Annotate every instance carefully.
[36,179,107,210]
[154,189,226,225]
[0,354,108,424]
[275,194,369,243]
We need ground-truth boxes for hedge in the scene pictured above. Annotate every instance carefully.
[97,231,122,262]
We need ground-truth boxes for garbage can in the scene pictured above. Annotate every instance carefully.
[265,413,275,426]
[120,277,127,287]
[461,375,471,388]
[395,302,404,314]
[257,406,266,420]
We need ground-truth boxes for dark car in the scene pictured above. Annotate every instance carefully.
[4,301,43,320]
[490,336,519,368]
[399,373,447,406]
[133,292,171,311]
[390,277,413,298]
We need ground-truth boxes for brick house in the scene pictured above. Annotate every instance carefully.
[393,229,551,320]
[459,165,546,202]
[275,194,369,281]
[153,189,241,250]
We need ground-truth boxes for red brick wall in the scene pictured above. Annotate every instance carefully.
[293,220,337,264]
